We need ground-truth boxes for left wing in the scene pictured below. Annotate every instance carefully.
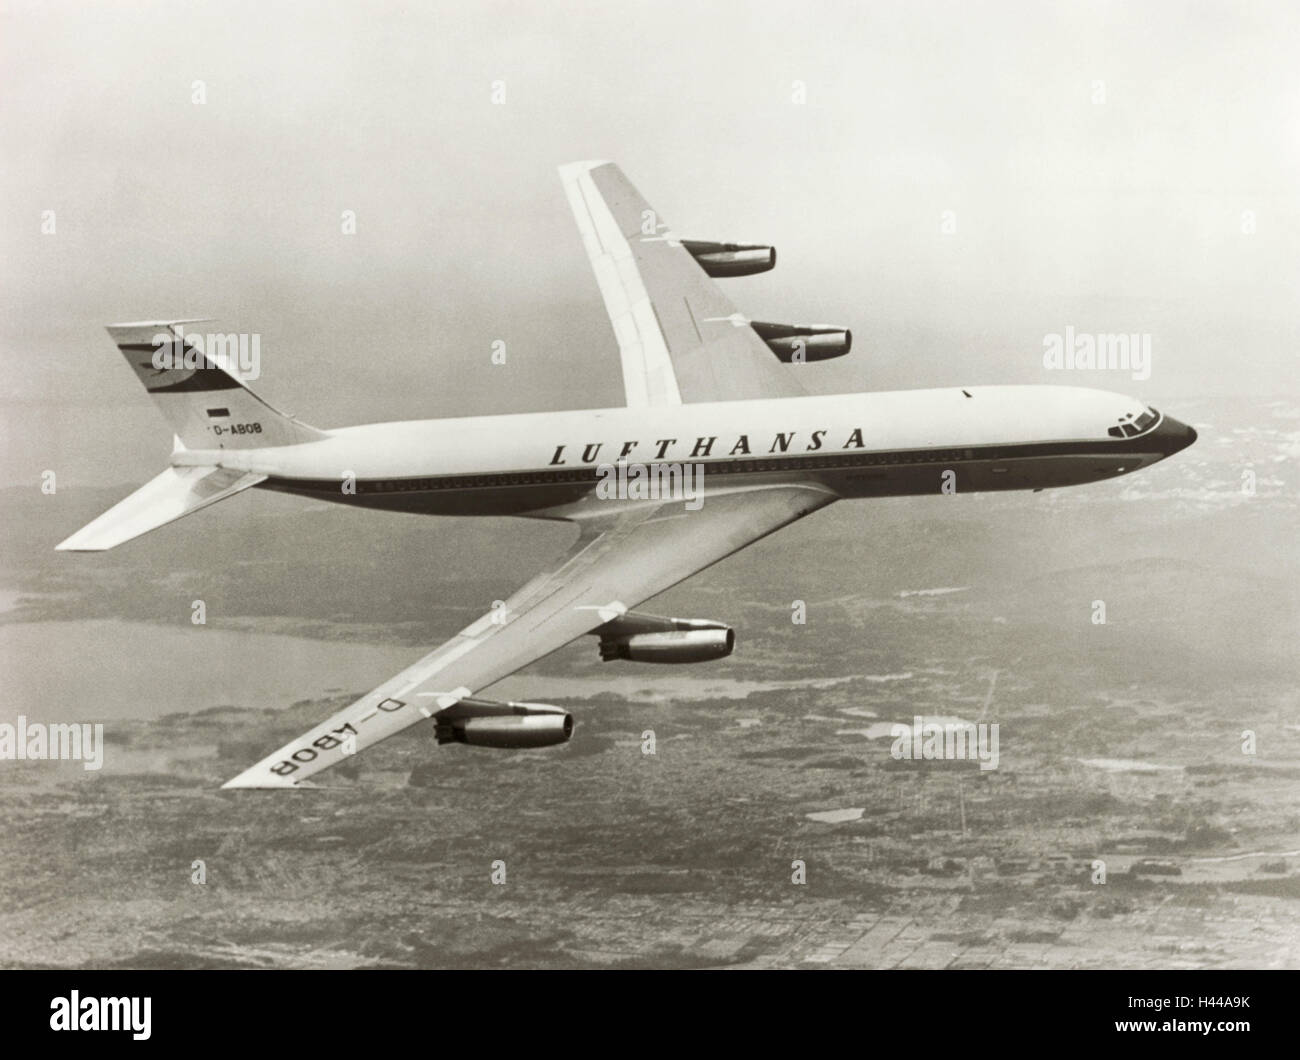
[560,160,804,406]
[223,484,835,788]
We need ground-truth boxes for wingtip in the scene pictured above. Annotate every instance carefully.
[54,535,99,552]
[557,159,612,179]
[222,771,308,790]
[222,769,274,789]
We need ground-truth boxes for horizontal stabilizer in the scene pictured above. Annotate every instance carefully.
[56,465,266,552]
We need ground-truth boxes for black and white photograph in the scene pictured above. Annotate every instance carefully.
[1,0,1296,1038]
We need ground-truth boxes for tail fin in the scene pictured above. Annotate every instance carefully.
[56,465,266,551]
[107,320,326,449]
[56,321,326,551]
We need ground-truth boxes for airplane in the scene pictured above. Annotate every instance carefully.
[56,161,1198,788]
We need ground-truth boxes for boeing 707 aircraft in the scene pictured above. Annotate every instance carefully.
[57,161,1197,788]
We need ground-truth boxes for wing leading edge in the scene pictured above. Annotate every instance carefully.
[223,485,836,788]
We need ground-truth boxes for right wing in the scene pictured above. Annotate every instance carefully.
[560,160,803,406]
[222,484,835,788]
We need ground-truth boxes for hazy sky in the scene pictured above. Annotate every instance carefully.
[3,0,1297,485]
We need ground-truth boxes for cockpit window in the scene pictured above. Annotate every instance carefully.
[1109,407,1159,439]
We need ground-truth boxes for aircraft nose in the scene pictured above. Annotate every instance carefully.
[1150,416,1197,457]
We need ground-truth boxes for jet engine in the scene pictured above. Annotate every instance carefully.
[434,698,573,748]
[750,321,852,362]
[682,240,776,277]
[594,611,735,663]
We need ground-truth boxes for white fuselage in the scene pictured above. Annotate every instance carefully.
[174,385,1191,517]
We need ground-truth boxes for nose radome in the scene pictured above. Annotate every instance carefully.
[1155,416,1197,456]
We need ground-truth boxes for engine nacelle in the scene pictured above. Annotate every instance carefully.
[435,699,573,748]
[750,321,852,362]
[602,628,735,663]
[595,612,735,663]
[682,239,776,278]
